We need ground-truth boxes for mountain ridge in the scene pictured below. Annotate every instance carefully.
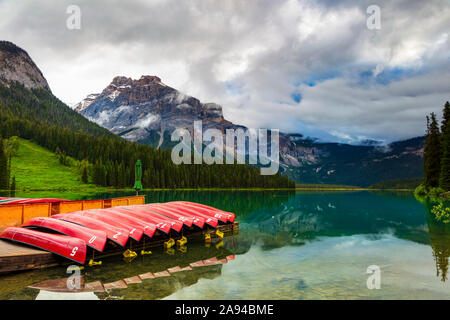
[74,75,241,143]
[76,75,425,186]
[0,41,50,91]
[0,39,423,188]
[0,41,294,189]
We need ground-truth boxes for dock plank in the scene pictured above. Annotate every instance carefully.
[0,239,50,257]
[0,239,59,274]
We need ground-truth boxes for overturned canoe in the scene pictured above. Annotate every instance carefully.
[0,227,86,264]
[148,203,206,228]
[106,207,172,234]
[173,201,235,222]
[22,217,107,252]
[161,203,221,227]
[115,206,184,233]
[90,209,157,238]
[141,205,194,228]
[169,201,230,223]
[52,213,129,247]
[74,210,145,242]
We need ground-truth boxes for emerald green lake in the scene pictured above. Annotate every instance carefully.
[0,190,449,300]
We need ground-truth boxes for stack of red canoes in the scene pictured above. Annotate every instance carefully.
[0,201,235,264]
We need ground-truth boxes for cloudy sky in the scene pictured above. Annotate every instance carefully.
[1,0,449,144]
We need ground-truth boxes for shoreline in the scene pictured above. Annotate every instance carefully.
[1,187,418,192]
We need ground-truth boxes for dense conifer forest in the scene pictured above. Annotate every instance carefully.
[0,82,295,189]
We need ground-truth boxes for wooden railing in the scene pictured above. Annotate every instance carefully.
[0,195,146,230]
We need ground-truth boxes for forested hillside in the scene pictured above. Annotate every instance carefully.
[0,82,294,189]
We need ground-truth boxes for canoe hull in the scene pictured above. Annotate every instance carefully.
[0,227,86,264]
[52,214,129,247]
[174,201,235,222]
[148,204,206,228]
[90,209,157,238]
[161,203,220,227]
[107,207,172,234]
[141,205,194,228]
[22,217,107,252]
[118,206,184,233]
[76,210,144,242]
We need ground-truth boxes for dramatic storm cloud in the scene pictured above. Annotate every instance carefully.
[0,0,449,143]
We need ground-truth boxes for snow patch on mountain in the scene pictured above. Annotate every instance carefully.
[135,113,160,128]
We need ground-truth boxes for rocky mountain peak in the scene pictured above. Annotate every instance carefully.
[109,75,161,87]
[138,75,162,84]
[75,74,231,142]
[0,41,51,91]
[74,73,425,186]
[110,76,132,86]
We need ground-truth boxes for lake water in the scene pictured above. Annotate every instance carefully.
[0,190,449,300]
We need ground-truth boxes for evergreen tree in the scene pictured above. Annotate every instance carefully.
[81,166,88,184]
[10,176,16,197]
[0,139,9,190]
[93,161,106,186]
[440,101,450,190]
[7,155,11,187]
[424,113,441,188]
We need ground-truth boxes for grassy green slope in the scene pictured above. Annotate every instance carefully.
[10,138,102,191]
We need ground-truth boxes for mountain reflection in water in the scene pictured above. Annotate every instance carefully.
[0,190,448,299]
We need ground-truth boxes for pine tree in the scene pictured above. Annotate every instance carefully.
[440,101,450,190]
[81,166,88,184]
[0,139,9,190]
[10,176,16,197]
[7,154,11,187]
[424,113,441,188]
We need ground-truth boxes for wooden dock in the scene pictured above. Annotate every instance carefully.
[0,240,60,274]
[0,222,239,274]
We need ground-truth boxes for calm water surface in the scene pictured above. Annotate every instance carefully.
[0,190,449,300]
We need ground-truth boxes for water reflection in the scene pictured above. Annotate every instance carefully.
[0,236,236,300]
[166,234,450,300]
[425,202,450,282]
[1,190,449,299]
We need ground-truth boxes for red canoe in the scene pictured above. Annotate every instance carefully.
[149,203,205,228]
[168,201,229,223]
[22,217,108,252]
[161,203,220,227]
[142,204,194,228]
[0,197,67,205]
[76,210,145,242]
[108,207,172,234]
[92,209,157,238]
[52,214,129,247]
[173,201,235,222]
[0,227,86,264]
[119,206,184,233]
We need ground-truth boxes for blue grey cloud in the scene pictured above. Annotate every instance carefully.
[0,0,449,143]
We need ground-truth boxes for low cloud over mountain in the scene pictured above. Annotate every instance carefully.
[1,0,449,144]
